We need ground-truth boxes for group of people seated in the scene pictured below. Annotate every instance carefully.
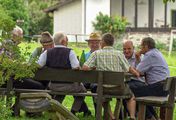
[0,26,170,120]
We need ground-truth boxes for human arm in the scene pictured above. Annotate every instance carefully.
[69,50,80,69]
[37,50,47,68]
[82,52,96,71]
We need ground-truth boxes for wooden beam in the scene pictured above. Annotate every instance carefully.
[135,0,138,28]
[122,0,125,16]
[164,3,168,28]
[148,0,154,31]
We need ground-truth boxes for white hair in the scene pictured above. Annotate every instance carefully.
[12,26,23,37]
[53,31,66,45]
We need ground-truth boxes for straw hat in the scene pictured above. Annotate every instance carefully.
[85,32,101,42]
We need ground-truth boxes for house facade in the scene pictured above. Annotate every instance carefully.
[45,0,176,35]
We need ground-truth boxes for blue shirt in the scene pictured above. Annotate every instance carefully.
[85,51,91,60]
[136,48,169,84]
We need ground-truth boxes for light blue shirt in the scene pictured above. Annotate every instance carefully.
[37,45,79,68]
[85,51,91,60]
[127,52,145,82]
[136,48,169,84]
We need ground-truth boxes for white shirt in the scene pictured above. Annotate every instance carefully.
[37,45,79,68]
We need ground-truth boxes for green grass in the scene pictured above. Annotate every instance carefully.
[12,42,176,120]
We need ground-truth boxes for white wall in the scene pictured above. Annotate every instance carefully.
[138,0,148,27]
[85,0,110,34]
[53,0,82,34]
[125,0,135,27]
[154,0,165,27]
[111,0,121,17]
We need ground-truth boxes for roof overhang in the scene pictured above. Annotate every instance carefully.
[44,0,74,13]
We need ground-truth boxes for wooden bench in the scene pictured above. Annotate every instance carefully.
[0,67,133,120]
[136,77,176,120]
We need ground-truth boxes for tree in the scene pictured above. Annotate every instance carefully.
[28,0,58,35]
[163,0,175,3]
[92,12,128,38]
[0,6,15,39]
[0,0,29,34]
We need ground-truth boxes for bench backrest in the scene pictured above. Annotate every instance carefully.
[34,68,126,86]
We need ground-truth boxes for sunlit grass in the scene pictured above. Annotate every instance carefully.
[13,42,176,120]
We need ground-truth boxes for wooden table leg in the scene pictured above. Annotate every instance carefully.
[138,103,146,120]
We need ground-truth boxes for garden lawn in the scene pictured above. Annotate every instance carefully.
[13,42,176,120]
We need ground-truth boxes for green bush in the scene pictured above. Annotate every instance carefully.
[172,38,176,51]
[156,41,168,51]
[92,12,128,37]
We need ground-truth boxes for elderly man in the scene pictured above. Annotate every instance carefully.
[82,33,139,120]
[128,37,169,120]
[123,40,158,119]
[29,31,54,62]
[37,31,90,116]
[123,40,146,89]
[80,32,101,116]
[85,32,101,59]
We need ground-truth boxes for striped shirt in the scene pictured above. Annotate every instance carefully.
[84,46,130,72]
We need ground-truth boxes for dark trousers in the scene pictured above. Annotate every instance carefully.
[1,78,45,89]
[127,80,168,119]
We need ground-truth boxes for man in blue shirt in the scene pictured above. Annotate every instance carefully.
[82,32,101,116]
[129,37,169,120]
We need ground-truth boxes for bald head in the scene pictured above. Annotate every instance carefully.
[123,40,134,59]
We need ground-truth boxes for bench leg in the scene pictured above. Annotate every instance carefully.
[96,99,102,120]
[103,101,111,120]
[138,103,146,120]
[13,94,20,116]
[165,107,174,120]
[114,99,123,120]
[160,107,166,120]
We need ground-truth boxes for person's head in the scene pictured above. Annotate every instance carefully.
[53,32,68,46]
[140,37,156,54]
[123,40,134,59]
[86,32,101,52]
[101,33,114,48]
[12,26,23,44]
[40,31,54,50]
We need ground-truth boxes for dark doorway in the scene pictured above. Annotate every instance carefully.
[171,10,176,27]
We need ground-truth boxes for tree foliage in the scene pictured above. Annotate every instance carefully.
[92,12,128,38]
[28,0,58,35]
[0,6,15,39]
[163,0,175,3]
[0,0,29,34]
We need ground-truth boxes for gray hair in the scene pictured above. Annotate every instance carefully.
[12,26,23,37]
[123,40,134,47]
[142,37,155,49]
[53,32,66,45]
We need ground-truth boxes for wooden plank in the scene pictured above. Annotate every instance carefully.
[138,103,146,120]
[164,3,167,28]
[165,107,174,120]
[135,0,138,28]
[50,99,79,120]
[103,71,125,86]
[103,101,111,120]
[121,0,125,17]
[35,68,98,83]
[114,99,123,120]
[96,72,103,120]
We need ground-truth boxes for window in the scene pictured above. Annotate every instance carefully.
[171,10,176,27]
